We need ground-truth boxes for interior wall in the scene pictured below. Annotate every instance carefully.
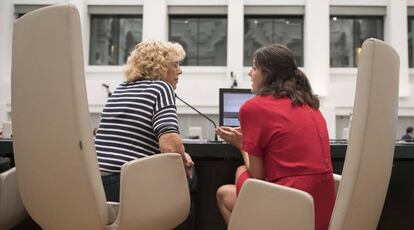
[2,0,414,140]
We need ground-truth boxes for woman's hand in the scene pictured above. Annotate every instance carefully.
[183,152,194,179]
[216,126,242,150]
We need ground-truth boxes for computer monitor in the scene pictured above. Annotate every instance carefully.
[219,88,254,127]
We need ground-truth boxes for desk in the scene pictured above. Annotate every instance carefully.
[0,138,14,155]
[2,139,414,229]
[0,138,13,170]
[184,142,414,230]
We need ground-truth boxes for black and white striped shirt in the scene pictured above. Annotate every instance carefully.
[95,80,179,173]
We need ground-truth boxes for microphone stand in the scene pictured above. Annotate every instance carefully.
[102,84,112,97]
[175,94,219,142]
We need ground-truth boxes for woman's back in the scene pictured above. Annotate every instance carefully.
[240,95,332,180]
[240,95,335,230]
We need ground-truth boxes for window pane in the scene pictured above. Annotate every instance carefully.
[244,16,303,66]
[353,18,383,66]
[244,18,273,66]
[170,18,199,65]
[169,16,227,66]
[118,17,142,64]
[330,17,354,67]
[273,18,303,66]
[408,17,414,68]
[330,16,383,67]
[90,15,142,65]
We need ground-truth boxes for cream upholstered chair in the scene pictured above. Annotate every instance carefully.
[227,38,399,230]
[329,38,399,229]
[11,4,189,230]
[333,174,341,195]
[228,179,315,230]
[0,167,28,229]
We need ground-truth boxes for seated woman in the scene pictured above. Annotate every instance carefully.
[94,40,194,202]
[216,44,335,230]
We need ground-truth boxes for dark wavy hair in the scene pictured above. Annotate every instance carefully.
[253,44,320,108]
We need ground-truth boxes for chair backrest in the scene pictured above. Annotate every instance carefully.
[329,39,399,230]
[116,153,191,229]
[228,179,314,230]
[11,4,108,229]
[0,167,27,229]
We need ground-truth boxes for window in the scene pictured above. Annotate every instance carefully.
[330,16,383,67]
[244,16,303,66]
[14,4,47,19]
[408,16,414,68]
[169,16,227,66]
[89,15,142,65]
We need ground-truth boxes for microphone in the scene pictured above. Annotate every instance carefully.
[102,84,112,97]
[230,71,238,89]
[175,94,219,142]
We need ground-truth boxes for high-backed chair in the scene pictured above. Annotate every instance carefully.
[0,167,28,229]
[227,38,399,230]
[11,4,190,230]
[329,38,399,229]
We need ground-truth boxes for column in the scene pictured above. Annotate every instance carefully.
[69,0,89,66]
[386,0,410,97]
[142,0,168,41]
[227,0,244,84]
[304,0,330,96]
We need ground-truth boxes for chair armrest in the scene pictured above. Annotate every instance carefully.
[0,167,28,229]
[106,201,119,225]
[114,153,190,230]
[333,173,342,195]
[228,179,314,230]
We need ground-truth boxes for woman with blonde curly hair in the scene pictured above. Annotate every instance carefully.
[124,40,186,86]
[94,40,194,203]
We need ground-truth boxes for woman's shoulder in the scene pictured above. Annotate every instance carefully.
[152,80,174,92]
[116,80,172,96]
[122,80,172,89]
[241,95,292,112]
[244,95,282,105]
[240,96,264,111]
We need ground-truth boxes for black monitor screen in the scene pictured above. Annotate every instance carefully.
[219,88,254,127]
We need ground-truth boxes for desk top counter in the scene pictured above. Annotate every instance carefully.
[2,138,414,160]
[182,141,414,159]
[0,138,13,155]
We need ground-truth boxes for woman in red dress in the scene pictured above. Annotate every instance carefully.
[216,44,335,230]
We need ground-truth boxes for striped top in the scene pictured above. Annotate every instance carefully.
[95,80,179,173]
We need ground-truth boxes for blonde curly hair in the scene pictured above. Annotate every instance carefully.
[124,40,186,82]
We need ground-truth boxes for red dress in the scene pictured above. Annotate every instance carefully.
[236,96,335,230]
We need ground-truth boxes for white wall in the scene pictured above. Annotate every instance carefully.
[2,0,414,139]
[0,1,15,125]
